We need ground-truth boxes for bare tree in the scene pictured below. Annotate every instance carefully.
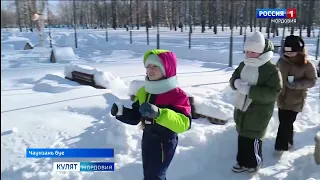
[15,0,22,32]
[254,0,258,30]
[201,0,205,33]
[208,0,212,29]
[249,0,253,32]
[136,0,140,29]
[239,1,246,35]
[111,0,117,29]
[213,0,217,34]
[221,1,225,31]
[6,0,319,37]
[171,0,177,31]
[307,0,316,37]
[151,0,155,27]
[128,0,132,29]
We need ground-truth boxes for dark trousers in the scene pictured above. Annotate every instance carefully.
[275,108,298,151]
[142,133,178,180]
[237,135,263,168]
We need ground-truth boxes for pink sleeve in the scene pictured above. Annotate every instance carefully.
[171,89,191,117]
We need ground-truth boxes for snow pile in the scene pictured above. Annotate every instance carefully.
[128,80,145,96]
[1,44,14,51]
[52,47,77,61]
[1,36,31,50]
[64,64,128,91]
[192,95,234,121]
[10,128,19,133]
[32,74,81,94]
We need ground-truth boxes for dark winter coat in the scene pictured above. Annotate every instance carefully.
[230,60,282,139]
[276,57,317,112]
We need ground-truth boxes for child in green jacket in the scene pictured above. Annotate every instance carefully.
[229,32,282,174]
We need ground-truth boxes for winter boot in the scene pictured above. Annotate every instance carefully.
[288,143,293,150]
[232,163,248,173]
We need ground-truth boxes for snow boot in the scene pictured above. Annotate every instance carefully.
[232,163,248,173]
[288,143,294,151]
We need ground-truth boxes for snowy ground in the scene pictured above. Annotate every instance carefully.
[1,27,320,180]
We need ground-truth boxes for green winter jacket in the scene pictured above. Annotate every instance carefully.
[230,60,282,139]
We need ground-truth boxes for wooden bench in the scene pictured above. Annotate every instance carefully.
[65,71,106,89]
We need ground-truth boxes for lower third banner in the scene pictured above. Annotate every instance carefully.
[53,162,114,172]
[26,148,114,158]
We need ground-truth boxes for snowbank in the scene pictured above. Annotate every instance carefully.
[1,44,14,51]
[64,64,127,90]
[52,47,77,61]
[192,95,234,121]
[99,43,246,65]
[128,80,145,96]
[1,36,32,50]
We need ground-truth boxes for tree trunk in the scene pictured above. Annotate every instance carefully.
[111,0,117,29]
[254,0,258,30]
[23,0,29,31]
[272,0,277,37]
[90,2,93,28]
[298,1,302,37]
[193,1,196,30]
[189,0,192,34]
[145,1,149,41]
[249,0,253,32]
[27,1,34,31]
[15,0,22,32]
[226,0,230,30]
[130,0,133,29]
[136,0,140,30]
[172,0,177,31]
[151,0,155,27]
[213,0,217,34]
[184,0,187,30]
[259,2,263,32]
[307,0,315,37]
[221,1,225,31]
[243,0,248,32]
[201,0,205,33]
[79,2,83,27]
[230,0,234,29]
[104,0,108,29]
[178,0,183,32]
[208,0,212,29]
[239,1,245,35]
[266,0,272,38]
[235,2,238,29]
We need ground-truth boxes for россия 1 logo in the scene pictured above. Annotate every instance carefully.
[256,8,297,24]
